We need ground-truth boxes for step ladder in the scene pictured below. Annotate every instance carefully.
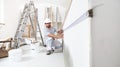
[28,1,44,46]
[14,1,44,48]
[14,4,29,48]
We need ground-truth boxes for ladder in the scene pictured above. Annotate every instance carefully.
[28,1,44,46]
[14,1,44,48]
[14,4,29,48]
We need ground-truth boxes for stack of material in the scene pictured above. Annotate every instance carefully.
[0,38,13,58]
[0,48,8,58]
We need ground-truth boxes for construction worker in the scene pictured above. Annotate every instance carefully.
[44,18,63,55]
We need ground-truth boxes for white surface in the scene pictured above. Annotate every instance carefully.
[30,43,41,53]
[0,0,4,23]
[91,0,120,67]
[8,49,22,62]
[0,45,65,67]
[63,0,90,67]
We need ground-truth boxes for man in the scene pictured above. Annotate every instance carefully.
[44,18,63,55]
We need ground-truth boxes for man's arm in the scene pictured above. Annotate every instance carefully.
[47,34,63,39]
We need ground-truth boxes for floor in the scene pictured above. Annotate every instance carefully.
[0,45,65,67]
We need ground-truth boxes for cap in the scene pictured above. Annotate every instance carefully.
[44,18,52,23]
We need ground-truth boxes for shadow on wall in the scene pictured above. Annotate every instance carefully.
[63,44,73,67]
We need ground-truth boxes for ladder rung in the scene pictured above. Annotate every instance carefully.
[23,22,27,24]
[19,23,26,25]
[17,30,24,32]
[16,30,24,32]
[21,30,24,32]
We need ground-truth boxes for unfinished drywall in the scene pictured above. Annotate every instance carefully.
[0,0,70,40]
[35,3,66,39]
[91,0,120,67]
[63,0,91,67]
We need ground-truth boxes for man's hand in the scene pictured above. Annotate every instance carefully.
[57,29,64,39]
[57,29,63,34]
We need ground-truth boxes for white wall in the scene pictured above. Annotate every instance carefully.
[0,0,4,31]
[0,0,27,40]
[0,0,4,23]
[91,0,120,67]
[63,0,90,67]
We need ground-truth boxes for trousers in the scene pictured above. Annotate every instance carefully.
[46,39,55,50]
[45,39,62,50]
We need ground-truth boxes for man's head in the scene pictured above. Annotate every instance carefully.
[44,18,52,28]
